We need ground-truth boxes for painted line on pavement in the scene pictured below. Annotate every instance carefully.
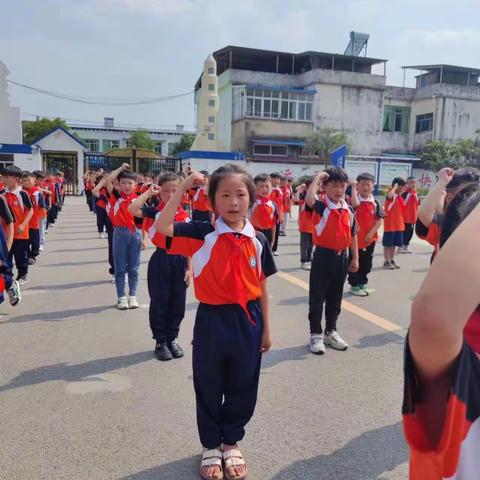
[276,270,403,333]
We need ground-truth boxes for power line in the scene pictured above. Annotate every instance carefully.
[7,79,193,106]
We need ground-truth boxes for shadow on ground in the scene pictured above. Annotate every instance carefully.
[261,345,309,369]
[119,455,200,480]
[0,351,153,393]
[353,332,405,349]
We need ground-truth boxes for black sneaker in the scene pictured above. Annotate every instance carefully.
[7,280,21,306]
[154,343,173,361]
[167,340,184,359]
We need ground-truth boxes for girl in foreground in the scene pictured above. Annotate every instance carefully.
[404,182,480,479]
[156,164,277,480]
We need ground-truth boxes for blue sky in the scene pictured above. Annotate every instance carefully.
[2,0,479,129]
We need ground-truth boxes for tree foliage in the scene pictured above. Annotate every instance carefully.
[128,130,157,151]
[171,133,196,156]
[421,138,480,171]
[305,128,348,167]
[23,117,69,144]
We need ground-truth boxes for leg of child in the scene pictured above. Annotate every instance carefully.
[126,230,141,298]
[307,233,313,262]
[363,243,375,286]
[272,222,280,253]
[30,229,40,259]
[300,233,309,264]
[324,254,348,335]
[113,229,127,298]
[165,256,187,343]
[14,240,29,280]
[403,223,414,248]
[308,250,331,334]
[106,220,114,275]
[39,218,46,247]
[96,208,104,234]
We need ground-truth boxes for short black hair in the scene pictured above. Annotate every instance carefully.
[254,173,270,185]
[118,170,138,182]
[33,170,46,179]
[270,172,281,180]
[280,175,287,181]
[200,170,209,177]
[22,171,36,179]
[158,172,180,186]
[3,165,23,178]
[392,177,406,187]
[357,172,375,183]
[407,176,416,181]
[446,168,480,193]
[304,176,314,188]
[208,163,256,209]
[324,166,348,184]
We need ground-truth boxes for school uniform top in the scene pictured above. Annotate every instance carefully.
[189,186,212,212]
[310,196,357,251]
[354,195,384,250]
[2,188,33,240]
[415,213,442,251]
[141,202,190,250]
[270,187,284,223]
[383,193,405,232]
[168,217,277,322]
[0,195,14,233]
[249,195,277,231]
[24,186,45,230]
[48,181,61,206]
[281,185,293,214]
[298,191,314,234]
[110,189,143,231]
[403,337,480,480]
[402,189,420,224]
[96,187,109,210]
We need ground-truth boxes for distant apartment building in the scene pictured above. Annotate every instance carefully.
[68,117,195,156]
[194,46,480,163]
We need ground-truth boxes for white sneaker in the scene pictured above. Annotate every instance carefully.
[102,232,107,239]
[110,275,115,284]
[128,296,139,309]
[301,262,311,271]
[273,251,279,257]
[39,245,44,252]
[324,331,348,351]
[309,334,325,355]
[116,296,129,310]
[98,232,103,239]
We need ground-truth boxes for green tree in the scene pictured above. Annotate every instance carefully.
[420,141,457,171]
[23,117,69,144]
[128,130,157,151]
[305,127,348,167]
[171,133,196,156]
[452,138,480,167]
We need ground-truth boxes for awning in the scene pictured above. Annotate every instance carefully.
[252,139,305,147]
[0,143,32,154]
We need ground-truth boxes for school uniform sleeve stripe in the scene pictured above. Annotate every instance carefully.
[168,221,214,257]
[192,231,219,277]
[255,231,277,278]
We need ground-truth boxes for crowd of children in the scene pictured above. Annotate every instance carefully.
[0,166,65,309]
[82,161,480,480]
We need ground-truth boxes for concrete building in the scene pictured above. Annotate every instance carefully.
[68,118,195,156]
[194,46,480,164]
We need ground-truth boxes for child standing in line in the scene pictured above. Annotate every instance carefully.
[156,165,276,480]
[189,170,213,222]
[22,171,45,265]
[348,173,384,297]
[1,166,33,285]
[399,176,420,254]
[93,174,109,239]
[249,174,277,248]
[280,175,292,236]
[129,174,192,362]
[306,167,359,355]
[269,172,284,256]
[382,177,406,270]
[106,163,145,310]
[33,171,50,252]
[404,183,480,479]
[46,173,61,226]
[295,177,314,271]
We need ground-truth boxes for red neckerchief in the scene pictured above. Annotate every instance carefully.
[219,232,255,325]
[465,310,480,354]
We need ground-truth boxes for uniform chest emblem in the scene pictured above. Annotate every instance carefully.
[249,256,256,269]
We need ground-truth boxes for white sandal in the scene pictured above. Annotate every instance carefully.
[200,447,224,480]
[223,448,247,480]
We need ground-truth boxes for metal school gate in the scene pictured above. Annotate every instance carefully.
[43,151,78,195]
[85,154,182,175]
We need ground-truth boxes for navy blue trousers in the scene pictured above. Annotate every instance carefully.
[106,218,114,275]
[29,228,40,259]
[8,239,29,278]
[96,207,108,233]
[193,302,263,448]
[192,210,211,222]
[147,248,187,343]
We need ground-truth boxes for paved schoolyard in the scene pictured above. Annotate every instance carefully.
[0,197,431,479]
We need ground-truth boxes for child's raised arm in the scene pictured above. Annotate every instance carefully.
[155,171,204,237]
[128,184,160,217]
[349,180,360,207]
[92,176,107,198]
[306,172,328,207]
[410,200,480,381]
[106,163,130,194]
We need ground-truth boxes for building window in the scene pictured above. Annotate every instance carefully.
[155,142,163,154]
[102,139,119,152]
[383,106,410,134]
[208,83,215,91]
[209,99,215,107]
[208,67,214,74]
[84,138,100,151]
[253,144,288,156]
[208,116,215,124]
[234,87,314,122]
[415,113,434,133]
[168,143,175,155]
[208,133,215,140]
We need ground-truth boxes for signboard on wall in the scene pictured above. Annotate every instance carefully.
[379,162,411,185]
[345,160,377,183]
[330,145,346,168]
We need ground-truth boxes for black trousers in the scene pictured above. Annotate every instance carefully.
[300,232,313,263]
[272,222,280,252]
[193,302,263,448]
[48,204,58,225]
[96,207,108,233]
[260,228,273,246]
[147,248,187,343]
[8,239,30,278]
[403,223,414,246]
[106,218,114,275]
[29,228,40,259]
[348,242,375,287]
[309,247,348,334]
[85,190,93,211]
